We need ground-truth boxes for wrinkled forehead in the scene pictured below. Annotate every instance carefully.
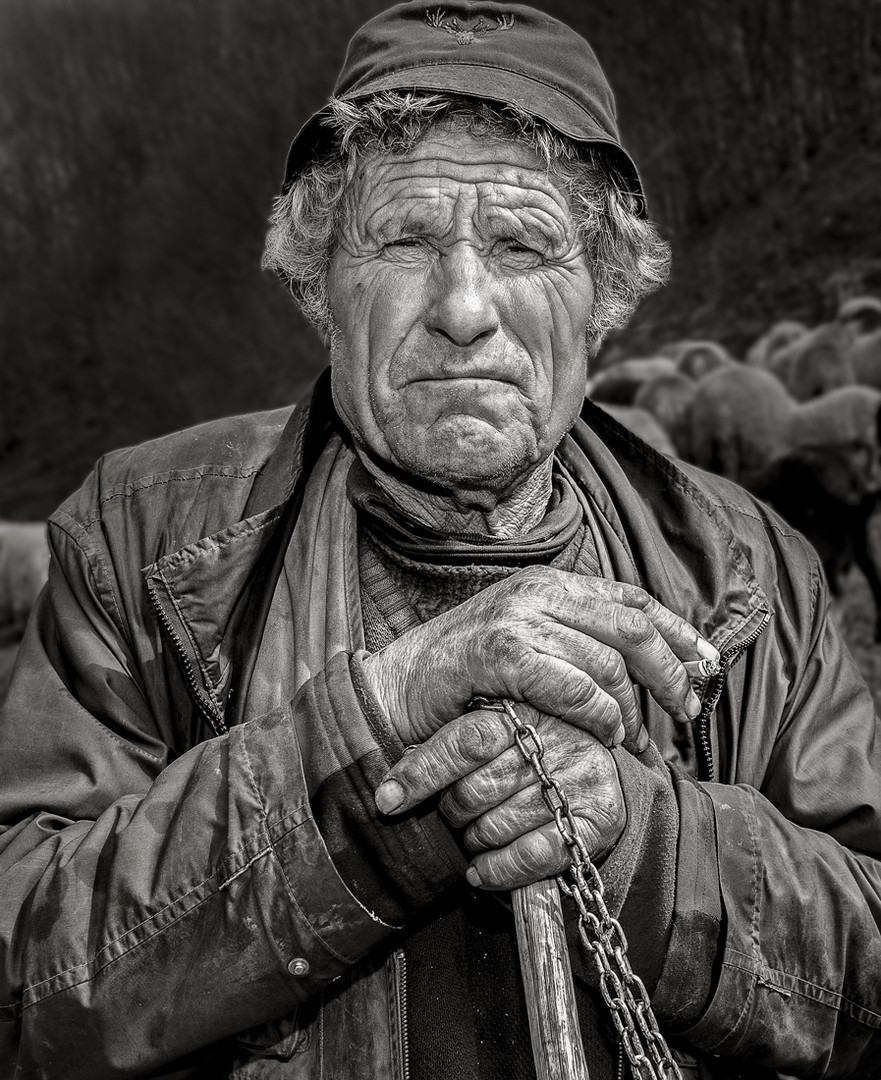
[340,127,577,243]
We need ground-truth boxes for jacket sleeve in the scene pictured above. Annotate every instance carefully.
[0,517,461,1078]
[591,528,881,1076]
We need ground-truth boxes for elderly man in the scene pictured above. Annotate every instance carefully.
[2,3,881,1078]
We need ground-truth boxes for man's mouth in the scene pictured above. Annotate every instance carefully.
[405,373,519,387]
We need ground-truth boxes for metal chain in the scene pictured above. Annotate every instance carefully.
[490,698,683,1080]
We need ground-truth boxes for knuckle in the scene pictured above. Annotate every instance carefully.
[514,565,555,591]
[591,647,625,687]
[615,608,654,647]
[507,846,540,881]
[593,697,623,739]
[484,623,527,667]
[447,777,485,816]
[467,813,505,851]
[576,679,620,727]
[517,649,552,695]
[438,789,470,826]
[514,832,560,879]
[389,753,423,789]
[457,713,506,764]
[619,582,650,609]
[501,566,563,612]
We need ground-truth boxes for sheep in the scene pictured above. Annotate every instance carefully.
[745,319,808,367]
[690,378,881,638]
[688,370,881,490]
[685,366,797,486]
[750,387,881,638]
[838,295,881,335]
[786,385,881,483]
[659,339,734,380]
[596,404,679,457]
[0,521,50,647]
[0,644,18,710]
[840,297,881,392]
[632,372,696,458]
[767,321,855,401]
[752,462,881,639]
[587,357,678,405]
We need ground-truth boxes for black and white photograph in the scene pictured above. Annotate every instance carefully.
[1,2,881,1077]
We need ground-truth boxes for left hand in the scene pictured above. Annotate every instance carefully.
[375,704,625,890]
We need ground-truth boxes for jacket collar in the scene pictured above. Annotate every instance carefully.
[144,375,770,723]
[566,400,770,654]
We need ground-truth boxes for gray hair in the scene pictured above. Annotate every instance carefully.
[262,92,671,349]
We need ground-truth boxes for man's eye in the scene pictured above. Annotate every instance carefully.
[381,236,433,262]
[386,237,426,250]
[496,239,544,265]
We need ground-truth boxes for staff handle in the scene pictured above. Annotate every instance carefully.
[513,878,590,1080]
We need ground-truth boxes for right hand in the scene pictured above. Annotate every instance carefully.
[360,566,717,751]
[376,704,626,889]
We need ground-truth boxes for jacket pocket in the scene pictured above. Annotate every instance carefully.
[231,1008,309,1066]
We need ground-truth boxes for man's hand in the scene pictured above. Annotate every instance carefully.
[361,567,717,752]
[375,705,624,890]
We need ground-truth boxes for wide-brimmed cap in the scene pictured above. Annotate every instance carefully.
[282,1,645,215]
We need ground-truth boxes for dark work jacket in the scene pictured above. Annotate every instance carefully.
[1,376,881,1079]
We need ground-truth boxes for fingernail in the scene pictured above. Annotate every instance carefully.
[466,865,483,888]
[611,722,626,747]
[697,638,720,662]
[636,726,650,754]
[375,779,405,814]
[685,690,702,719]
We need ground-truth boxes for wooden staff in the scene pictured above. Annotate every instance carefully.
[513,878,589,1080]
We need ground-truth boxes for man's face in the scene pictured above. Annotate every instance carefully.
[326,126,595,496]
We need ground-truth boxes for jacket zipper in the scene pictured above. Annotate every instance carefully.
[695,611,770,782]
[392,949,411,1080]
[145,576,228,737]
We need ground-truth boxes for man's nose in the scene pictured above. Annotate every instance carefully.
[426,244,499,347]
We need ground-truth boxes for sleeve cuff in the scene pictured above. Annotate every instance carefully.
[294,650,467,926]
[566,742,723,1029]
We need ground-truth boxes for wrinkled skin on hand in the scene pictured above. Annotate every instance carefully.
[365,567,717,886]
[376,704,624,890]
[361,565,711,753]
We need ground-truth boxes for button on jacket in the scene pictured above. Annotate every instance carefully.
[1,377,880,1078]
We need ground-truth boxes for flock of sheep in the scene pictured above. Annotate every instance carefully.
[2,299,881,704]
[0,521,49,703]
[591,295,881,640]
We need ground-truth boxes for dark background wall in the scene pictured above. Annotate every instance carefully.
[2,0,880,517]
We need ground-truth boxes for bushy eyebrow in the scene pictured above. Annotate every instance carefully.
[366,195,450,242]
[357,172,575,253]
[377,211,439,240]
[482,203,571,252]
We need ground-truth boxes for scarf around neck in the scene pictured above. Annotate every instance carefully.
[345,456,585,567]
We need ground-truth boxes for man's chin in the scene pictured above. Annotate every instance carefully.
[389,423,538,494]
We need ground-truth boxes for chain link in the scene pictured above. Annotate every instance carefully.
[485,698,683,1080]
